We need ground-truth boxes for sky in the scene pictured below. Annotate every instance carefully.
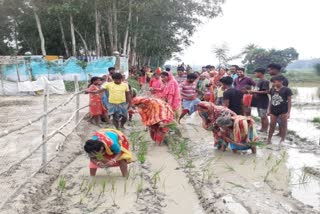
[174,0,320,66]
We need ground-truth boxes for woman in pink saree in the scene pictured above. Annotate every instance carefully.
[160,71,181,120]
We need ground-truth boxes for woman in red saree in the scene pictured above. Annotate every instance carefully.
[149,67,163,98]
[133,97,174,145]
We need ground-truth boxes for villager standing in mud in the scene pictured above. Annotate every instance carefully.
[251,68,270,132]
[267,63,289,137]
[90,73,132,129]
[160,71,181,121]
[86,77,109,126]
[267,75,292,144]
[179,73,201,123]
[84,129,132,177]
[220,76,243,115]
[234,67,256,91]
[149,67,163,98]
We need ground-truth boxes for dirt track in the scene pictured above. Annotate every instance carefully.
[0,94,319,213]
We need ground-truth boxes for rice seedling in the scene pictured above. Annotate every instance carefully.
[85,180,96,196]
[226,181,246,189]
[79,195,84,205]
[299,167,312,184]
[123,169,131,195]
[240,158,247,165]
[151,166,165,190]
[110,178,117,207]
[137,153,146,164]
[136,178,144,202]
[57,176,66,196]
[223,162,235,172]
[95,152,105,161]
[185,159,195,169]
[265,154,273,166]
[98,179,108,199]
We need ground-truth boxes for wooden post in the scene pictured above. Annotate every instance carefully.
[15,64,21,82]
[41,82,48,169]
[74,75,80,125]
[0,65,5,95]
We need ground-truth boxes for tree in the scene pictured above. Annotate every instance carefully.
[314,63,320,76]
[0,0,225,67]
[213,44,229,66]
[242,46,299,73]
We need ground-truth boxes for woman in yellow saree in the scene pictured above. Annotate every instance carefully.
[84,128,132,177]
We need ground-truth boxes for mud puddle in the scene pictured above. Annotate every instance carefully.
[287,149,320,210]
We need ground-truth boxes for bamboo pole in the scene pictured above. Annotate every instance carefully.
[0,89,85,138]
[74,75,80,125]
[0,105,88,177]
[41,82,48,169]
[15,64,21,82]
[0,65,5,95]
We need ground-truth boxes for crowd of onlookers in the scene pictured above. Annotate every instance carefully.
[86,62,292,148]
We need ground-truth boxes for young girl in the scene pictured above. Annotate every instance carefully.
[128,85,138,122]
[267,75,292,144]
[241,85,253,116]
[87,77,108,126]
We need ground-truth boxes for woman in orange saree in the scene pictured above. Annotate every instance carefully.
[132,97,174,145]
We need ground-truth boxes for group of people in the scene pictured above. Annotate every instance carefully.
[83,63,293,177]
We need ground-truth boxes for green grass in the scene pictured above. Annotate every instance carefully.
[311,117,320,124]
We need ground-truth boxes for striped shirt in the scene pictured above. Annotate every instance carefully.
[180,81,197,100]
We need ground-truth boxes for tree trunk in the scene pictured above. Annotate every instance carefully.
[123,0,132,56]
[106,7,114,53]
[127,36,131,57]
[101,27,107,56]
[74,28,89,57]
[70,15,76,56]
[33,10,46,56]
[58,17,70,57]
[112,0,118,51]
[95,1,102,57]
[131,34,137,66]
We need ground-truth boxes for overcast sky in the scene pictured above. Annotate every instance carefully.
[176,0,320,66]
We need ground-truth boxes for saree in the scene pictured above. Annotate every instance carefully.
[161,73,181,111]
[133,97,174,144]
[197,102,236,147]
[89,128,132,168]
[87,85,107,116]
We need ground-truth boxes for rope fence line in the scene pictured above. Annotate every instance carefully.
[0,113,88,211]
[0,89,85,139]
[0,76,89,210]
[0,105,88,177]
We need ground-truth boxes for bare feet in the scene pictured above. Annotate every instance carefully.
[274,132,281,136]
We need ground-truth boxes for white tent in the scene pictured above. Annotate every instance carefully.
[0,76,66,95]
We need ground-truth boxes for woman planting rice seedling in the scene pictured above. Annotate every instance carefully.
[84,129,132,177]
[215,116,258,154]
[132,97,174,145]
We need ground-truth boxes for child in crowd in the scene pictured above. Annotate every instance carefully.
[128,85,138,122]
[241,85,253,116]
[86,77,108,126]
[90,73,132,129]
[267,75,292,144]
[252,68,270,132]
[149,67,163,98]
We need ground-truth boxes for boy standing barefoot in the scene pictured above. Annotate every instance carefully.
[267,75,292,144]
[252,68,270,132]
